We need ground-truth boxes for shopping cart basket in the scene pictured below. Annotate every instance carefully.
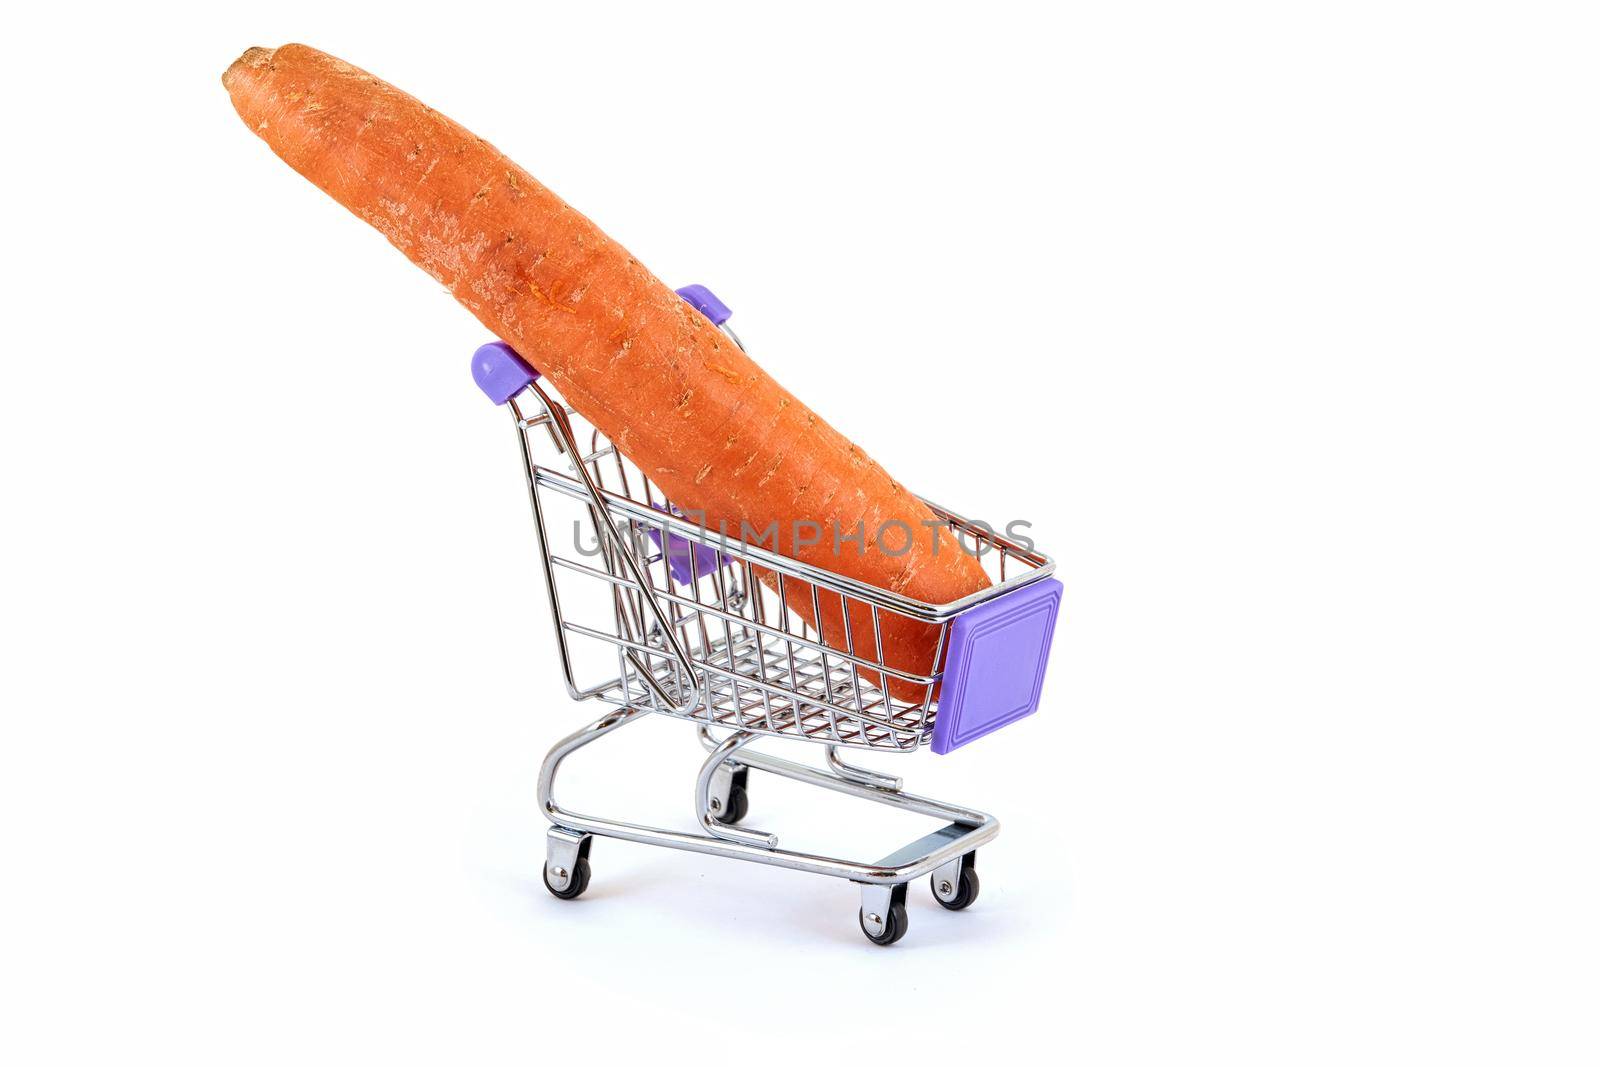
[472,284,1062,944]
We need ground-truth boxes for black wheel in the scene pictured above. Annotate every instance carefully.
[859,901,909,946]
[720,783,750,824]
[931,863,980,911]
[713,768,750,824]
[543,856,591,900]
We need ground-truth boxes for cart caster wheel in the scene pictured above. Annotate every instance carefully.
[720,781,750,824]
[931,863,980,911]
[543,856,591,900]
[710,766,750,825]
[857,882,909,946]
[859,901,909,946]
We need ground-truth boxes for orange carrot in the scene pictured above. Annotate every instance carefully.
[223,44,989,698]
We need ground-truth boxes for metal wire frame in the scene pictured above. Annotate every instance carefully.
[508,383,1055,752]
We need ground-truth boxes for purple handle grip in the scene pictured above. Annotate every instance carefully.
[641,504,733,586]
[675,284,732,326]
[472,341,539,404]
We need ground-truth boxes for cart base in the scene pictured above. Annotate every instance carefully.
[536,704,999,945]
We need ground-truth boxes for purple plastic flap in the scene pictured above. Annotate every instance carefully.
[930,578,1063,754]
[675,284,732,326]
[640,505,732,586]
[472,341,539,404]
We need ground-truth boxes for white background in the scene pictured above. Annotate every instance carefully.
[3,2,1596,1063]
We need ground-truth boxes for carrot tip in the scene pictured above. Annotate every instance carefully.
[222,46,276,90]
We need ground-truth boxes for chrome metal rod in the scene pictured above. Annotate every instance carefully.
[525,379,703,714]
[540,708,997,884]
[735,747,990,827]
[694,731,777,849]
[825,745,904,792]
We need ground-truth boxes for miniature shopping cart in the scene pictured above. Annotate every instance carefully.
[472,284,1062,945]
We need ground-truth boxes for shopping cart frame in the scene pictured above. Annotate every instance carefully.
[475,285,1061,944]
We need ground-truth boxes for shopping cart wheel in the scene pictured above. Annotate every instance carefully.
[707,764,750,825]
[544,827,593,900]
[857,883,910,946]
[720,767,750,824]
[931,852,980,911]
[543,856,591,900]
[858,902,909,946]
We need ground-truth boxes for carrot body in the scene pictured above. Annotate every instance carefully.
[223,44,989,698]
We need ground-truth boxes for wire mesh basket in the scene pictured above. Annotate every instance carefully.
[504,367,1055,752]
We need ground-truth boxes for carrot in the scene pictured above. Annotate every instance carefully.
[222,43,990,700]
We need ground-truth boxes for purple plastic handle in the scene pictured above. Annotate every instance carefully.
[472,341,539,404]
[641,504,733,586]
[930,577,1063,754]
[675,284,732,326]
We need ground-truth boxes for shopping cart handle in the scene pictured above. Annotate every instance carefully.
[472,341,540,405]
[675,284,732,326]
[642,504,735,585]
